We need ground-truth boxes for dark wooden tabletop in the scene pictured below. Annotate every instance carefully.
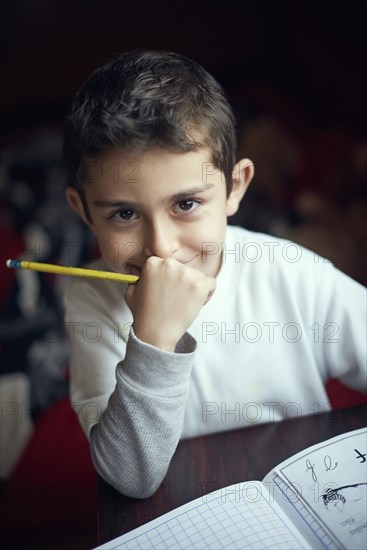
[97,404,366,545]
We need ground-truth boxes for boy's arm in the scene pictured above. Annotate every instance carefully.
[90,328,196,498]
[90,258,215,497]
[65,257,215,498]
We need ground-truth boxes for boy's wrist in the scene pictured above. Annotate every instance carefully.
[132,324,180,353]
[129,325,196,354]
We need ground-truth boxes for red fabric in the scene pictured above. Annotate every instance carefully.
[326,379,367,410]
[0,226,24,308]
[0,398,97,538]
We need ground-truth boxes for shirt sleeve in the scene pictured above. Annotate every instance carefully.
[91,328,196,498]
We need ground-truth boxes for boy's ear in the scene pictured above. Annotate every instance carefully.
[226,158,254,216]
[65,186,96,234]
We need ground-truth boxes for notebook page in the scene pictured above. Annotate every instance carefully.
[95,481,311,549]
[264,428,367,550]
[268,473,339,549]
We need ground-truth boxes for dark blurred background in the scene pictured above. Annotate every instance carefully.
[1,0,367,280]
[1,1,367,134]
[0,1,366,549]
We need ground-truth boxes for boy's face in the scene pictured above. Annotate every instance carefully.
[67,148,251,278]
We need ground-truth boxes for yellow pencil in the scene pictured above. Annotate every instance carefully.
[6,259,139,284]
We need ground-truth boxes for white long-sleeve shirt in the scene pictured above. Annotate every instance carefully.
[64,226,367,497]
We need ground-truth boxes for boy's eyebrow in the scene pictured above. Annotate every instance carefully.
[92,183,215,208]
[168,183,215,202]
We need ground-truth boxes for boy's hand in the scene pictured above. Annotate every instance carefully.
[125,257,216,352]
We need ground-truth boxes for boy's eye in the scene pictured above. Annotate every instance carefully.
[110,208,137,221]
[174,200,199,213]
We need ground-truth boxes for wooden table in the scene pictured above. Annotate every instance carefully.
[97,404,366,545]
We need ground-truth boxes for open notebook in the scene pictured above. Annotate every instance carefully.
[95,428,366,549]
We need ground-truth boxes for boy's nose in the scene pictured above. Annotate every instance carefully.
[143,221,179,259]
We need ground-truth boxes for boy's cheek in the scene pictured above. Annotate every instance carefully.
[196,222,226,255]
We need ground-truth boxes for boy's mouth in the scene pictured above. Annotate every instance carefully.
[126,254,202,275]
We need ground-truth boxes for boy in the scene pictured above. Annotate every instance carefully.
[63,50,366,499]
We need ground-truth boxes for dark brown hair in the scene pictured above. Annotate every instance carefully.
[64,50,236,197]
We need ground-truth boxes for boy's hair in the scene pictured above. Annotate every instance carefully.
[63,50,236,196]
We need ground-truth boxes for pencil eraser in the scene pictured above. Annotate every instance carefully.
[6,259,21,269]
